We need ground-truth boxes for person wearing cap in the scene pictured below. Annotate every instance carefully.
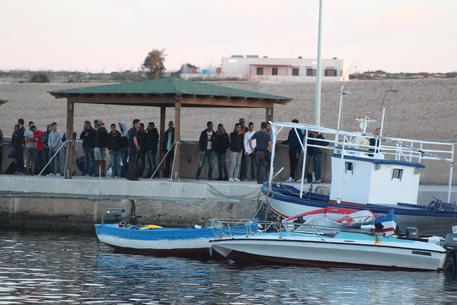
[94,119,109,177]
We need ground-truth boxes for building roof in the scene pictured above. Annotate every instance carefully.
[50,77,290,102]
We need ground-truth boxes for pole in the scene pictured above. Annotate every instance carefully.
[159,106,166,176]
[172,100,181,181]
[314,0,323,126]
[65,101,74,179]
[336,84,344,131]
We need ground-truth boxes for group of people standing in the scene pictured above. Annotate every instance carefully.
[80,119,174,180]
[5,119,61,176]
[195,118,272,184]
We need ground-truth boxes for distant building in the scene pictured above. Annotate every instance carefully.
[221,55,348,82]
[180,55,348,81]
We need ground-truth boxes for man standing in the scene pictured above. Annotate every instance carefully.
[14,119,26,174]
[284,119,303,182]
[94,119,108,177]
[137,123,147,177]
[229,123,243,182]
[306,131,328,183]
[0,127,3,173]
[107,123,123,178]
[249,122,272,184]
[47,122,61,176]
[31,125,45,175]
[80,121,96,176]
[196,121,214,180]
[213,123,230,181]
[243,122,256,181]
[238,118,248,180]
[162,121,175,178]
[145,122,159,178]
[24,121,35,175]
[126,119,141,181]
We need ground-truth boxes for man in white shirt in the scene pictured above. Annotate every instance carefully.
[243,122,256,181]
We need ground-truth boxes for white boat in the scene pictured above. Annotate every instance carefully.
[264,118,457,235]
[211,221,447,271]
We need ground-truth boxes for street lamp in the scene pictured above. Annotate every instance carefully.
[379,89,398,136]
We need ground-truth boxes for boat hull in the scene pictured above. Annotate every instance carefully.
[268,189,457,236]
[212,235,446,271]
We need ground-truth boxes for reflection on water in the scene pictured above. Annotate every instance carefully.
[0,231,457,304]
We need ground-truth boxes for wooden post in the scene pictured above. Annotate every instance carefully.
[159,105,166,176]
[266,106,274,122]
[65,101,74,179]
[172,100,181,181]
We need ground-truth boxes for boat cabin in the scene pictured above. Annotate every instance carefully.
[329,154,424,205]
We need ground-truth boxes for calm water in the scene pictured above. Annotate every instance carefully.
[1,231,457,305]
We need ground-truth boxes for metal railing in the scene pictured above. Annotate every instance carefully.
[268,122,455,202]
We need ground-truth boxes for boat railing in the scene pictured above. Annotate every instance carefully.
[209,219,379,240]
[268,122,455,202]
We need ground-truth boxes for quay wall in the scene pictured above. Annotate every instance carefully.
[0,176,260,232]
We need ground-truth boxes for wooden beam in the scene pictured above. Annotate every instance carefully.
[266,107,274,122]
[159,106,166,176]
[66,95,176,106]
[172,99,181,181]
[181,97,276,108]
[65,101,74,179]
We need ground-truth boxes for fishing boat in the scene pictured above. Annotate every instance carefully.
[264,119,457,236]
[210,220,447,271]
[95,217,256,257]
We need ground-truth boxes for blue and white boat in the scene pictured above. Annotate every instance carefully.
[265,119,457,236]
[211,220,447,271]
[95,220,256,257]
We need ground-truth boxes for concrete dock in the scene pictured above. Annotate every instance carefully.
[0,175,456,232]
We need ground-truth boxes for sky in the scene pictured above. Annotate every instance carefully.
[1,0,457,73]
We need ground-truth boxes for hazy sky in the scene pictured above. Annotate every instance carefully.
[2,0,457,73]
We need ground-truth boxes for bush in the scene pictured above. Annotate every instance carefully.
[29,74,50,83]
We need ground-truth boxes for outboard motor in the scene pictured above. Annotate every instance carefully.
[443,227,457,278]
[405,227,419,239]
[103,208,125,224]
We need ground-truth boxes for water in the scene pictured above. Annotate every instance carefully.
[1,231,457,305]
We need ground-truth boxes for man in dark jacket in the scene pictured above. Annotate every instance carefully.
[306,131,328,183]
[162,121,175,178]
[107,123,123,177]
[14,118,25,174]
[283,119,303,182]
[145,122,159,178]
[137,123,147,177]
[126,119,141,181]
[196,121,214,180]
[94,119,108,177]
[0,128,3,173]
[213,123,230,180]
[80,121,96,176]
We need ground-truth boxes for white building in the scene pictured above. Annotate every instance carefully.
[221,55,348,82]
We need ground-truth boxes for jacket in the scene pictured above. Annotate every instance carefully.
[307,133,328,155]
[213,130,230,154]
[163,128,175,152]
[80,128,96,149]
[107,130,123,151]
[95,127,108,148]
[145,128,159,153]
[230,132,243,153]
[284,128,304,153]
[198,129,214,151]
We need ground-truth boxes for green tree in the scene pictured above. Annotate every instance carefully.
[142,49,166,79]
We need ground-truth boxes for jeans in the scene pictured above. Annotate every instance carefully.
[239,152,247,180]
[84,147,95,176]
[196,150,213,179]
[34,150,46,175]
[245,153,256,180]
[110,150,122,177]
[216,152,228,178]
[126,150,139,180]
[120,147,128,177]
[289,150,300,180]
[15,146,24,173]
[49,149,60,175]
[313,153,323,181]
[255,150,269,184]
[229,151,242,179]
[145,150,157,177]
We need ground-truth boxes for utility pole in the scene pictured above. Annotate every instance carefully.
[314,0,323,126]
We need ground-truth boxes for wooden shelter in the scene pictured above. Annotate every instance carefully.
[50,77,291,180]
